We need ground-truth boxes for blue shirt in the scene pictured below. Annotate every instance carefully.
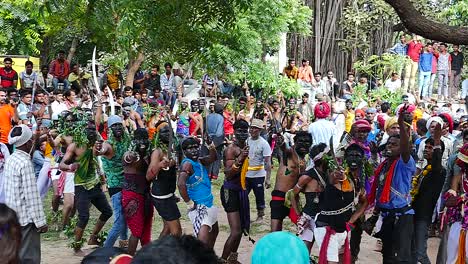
[419,53,433,72]
[389,43,408,56]
[377,156,416,211]
[183,158,213,207]
[206,113,224,137]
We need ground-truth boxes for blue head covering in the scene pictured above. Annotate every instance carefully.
[251,232,309,264]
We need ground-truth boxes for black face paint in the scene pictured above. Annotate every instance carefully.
[294,137,312,156]
[111,123,124,138]
[159,126,171,144]
[184,144,200,160]
[234,128,249,141]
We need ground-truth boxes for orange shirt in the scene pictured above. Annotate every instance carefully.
[298,66,313,83]
[0,104,15,144]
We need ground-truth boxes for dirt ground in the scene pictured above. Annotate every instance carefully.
[40,172,441,264]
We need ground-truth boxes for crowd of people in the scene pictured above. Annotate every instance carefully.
[0,40,466,264]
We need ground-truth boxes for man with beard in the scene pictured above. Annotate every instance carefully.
[142,65,161,91]
[271,131,312,232]
[189,99,203,137]
[160,62,176,110]
[178,136,218,248]
[98,115,130,248]
[121,128,154,255]
[59,125,113,255]
[220,120,250,263]
[0,57,18,89]
[292,143,329,253]
[147,123,181,237]
[49,51,70,90]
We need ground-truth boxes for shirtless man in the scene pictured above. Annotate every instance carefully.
[292,143,329,252]
[147,123,182,237]
[221,120,250,263]
[59,125,112,255]
[281,98,305,147]
[122,97,144,128]
[271,131,312,232]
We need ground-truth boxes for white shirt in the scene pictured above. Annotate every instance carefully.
[384,79,402,92]
[246,137,272,178]
[51,100,68,116]
[308,118,336,147]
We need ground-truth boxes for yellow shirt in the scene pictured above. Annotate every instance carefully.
[283,66,299,80]
[44,142,53,159]
[345,110,355,133]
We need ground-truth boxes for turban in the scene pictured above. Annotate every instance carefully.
[384,116,398,132]
[352,119,371,132]
[355,109,365,118]
[314,102,331,119]
[426,116,444,131]
[8,124,32,147]
[377,114,386,130]
[439,113,454,133]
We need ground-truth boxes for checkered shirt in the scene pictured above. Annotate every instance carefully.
[4,149,46,227]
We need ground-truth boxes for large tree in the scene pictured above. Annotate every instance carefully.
[384,0,468,44]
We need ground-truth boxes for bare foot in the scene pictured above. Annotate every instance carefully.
[88,235,99,246]
[73,249,86,257]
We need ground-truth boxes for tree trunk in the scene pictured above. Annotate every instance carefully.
[67,37,78,62]
[39,36,50,66]
[125,51,145,88]
[384,0,468,44]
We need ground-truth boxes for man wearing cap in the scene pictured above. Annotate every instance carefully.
[122,97,144,129]
[246,119,272,221]
[4,125,48,263]
[99,115,130,248]
[308,102,335,147]
[365,108,380,143]
[0,57,18,89]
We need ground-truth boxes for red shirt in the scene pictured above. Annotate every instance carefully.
[223,110,234,135]
[0,67,18,88]
[407,41,423,62]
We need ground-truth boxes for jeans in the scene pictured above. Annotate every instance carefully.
[75,184,113,229]
[52,77,69,90]
[419,71,432,98]
[413,219,431,264]
[103,191,128,247]
[437,70,449,97]
[380,213,414,264]
[246,177,266,210]
[163,90,177,111]
[218,81,234,94]
[428,73,437,96]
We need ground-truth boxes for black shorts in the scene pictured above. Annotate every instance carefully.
[220,186,240,213]
[270,190,289,220]
[152,195,181,221]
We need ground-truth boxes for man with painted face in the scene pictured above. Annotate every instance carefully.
[121,128,153,255]
[292,143,328,253]
[175,99,190,137]
[246,119,272,222]
[281,98,304,148]
[177,136,218,248]
[314,157,367,264]
[122,97,145,129]
[344,144,372,263]
[59,125,113,255]
[220,119,250,263]
[270,131,312,232]
[147,123,181,238]
[367,105,415,264]
[189,99,203,137]
[96,115,130,249]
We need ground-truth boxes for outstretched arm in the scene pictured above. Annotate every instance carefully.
[398,106,411,163]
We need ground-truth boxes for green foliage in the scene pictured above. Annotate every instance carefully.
[353,53,411,82]
[440,0,468,26]
[0,1,43,55]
